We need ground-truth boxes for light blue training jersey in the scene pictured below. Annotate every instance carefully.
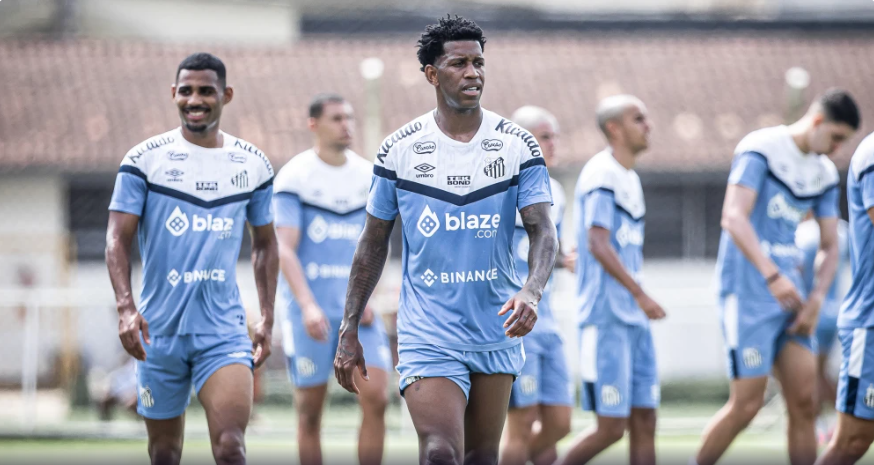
[840,133,874,329]
[367,109,553,352]
[715,126,840,307]
[273,149,371,320]
[574,149,647,327]
[108,128,275,336]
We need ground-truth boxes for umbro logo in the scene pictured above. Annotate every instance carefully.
[415,163,435,179]
[165,169,184,182]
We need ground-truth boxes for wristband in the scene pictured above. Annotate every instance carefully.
[765,272,781,285]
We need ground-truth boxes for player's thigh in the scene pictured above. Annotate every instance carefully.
[355,364,389,410]
[285,315,338,389]
[405,377,467,464]
[198,364,254,438]
[836,328,874,420]
[294,384,329,423]
[630,326,660,410]
[137,336,192,421]
[505,405,539,438]
[833,412,874,451]
[465,373,515,454]
[509,350,542,411]
[774,340,818,410]
[192,334,255,436]
[538,334,574,409]
[358,316,394,377]
[720,296,785,379]
[580,324,632,418]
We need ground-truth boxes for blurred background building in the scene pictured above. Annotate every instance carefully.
[0,0,872,433]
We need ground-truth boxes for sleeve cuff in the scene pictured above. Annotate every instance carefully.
[518,195,554,211]
[366,203,398,221]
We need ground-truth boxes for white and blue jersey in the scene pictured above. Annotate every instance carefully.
[509,177,573,408]
[715,125,840,379]
[108,128,274,419]
[512,176,565,351]
[109,128,275,336]
[837,133,874,419]
[796,219,849,354]
[573,149,658,417]
[273,150,391,388]
[574,149,647,328]
[369,109,552,398]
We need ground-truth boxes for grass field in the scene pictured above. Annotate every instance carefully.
[3,402,874,465]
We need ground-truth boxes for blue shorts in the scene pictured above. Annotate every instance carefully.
[579,323,659,418]
[397,343,525,401]
[136,333,253,420]
[816,302,840,356]
[719,295,816,379]
[509,333,573,409]
[837,328,874,420]
[282,315,392,389]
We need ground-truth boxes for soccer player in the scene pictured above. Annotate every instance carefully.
[796,214,850,444]
[333,15,558,465]
[693,89,859,465]
[105,52,278,465]
[499,106,573,465]
[273,94,392,465]
[816,130,874,465]
[557,95,664,465]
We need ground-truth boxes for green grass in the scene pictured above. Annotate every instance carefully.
[2,434,869,465]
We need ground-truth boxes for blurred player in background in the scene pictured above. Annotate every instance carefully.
[817,131,874,465]
[499,105,573,465]
[694,89,859,465]
[105,52,279,465]
[557,95,664,465]
[334,15,558,465]
[796,213,850,444]
[273,94,391,465]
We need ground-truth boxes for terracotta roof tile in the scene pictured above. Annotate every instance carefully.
[1,34,872,172]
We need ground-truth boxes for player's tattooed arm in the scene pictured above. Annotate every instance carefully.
[335,214,395,394]
[500,202,558,337]
[105,211,150,361]
[250,223,279,368]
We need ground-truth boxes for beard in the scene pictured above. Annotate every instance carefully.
[184,122,208,133]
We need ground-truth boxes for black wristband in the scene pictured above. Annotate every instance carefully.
[765,272,781,285]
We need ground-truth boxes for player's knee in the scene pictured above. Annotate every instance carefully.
[729,395,764,424]
[212,429,245,464]
[361,389,389,417]
[786,391,817,421]
[148,437,183,465]
[840,433,874,460]
[297,408,322,433]
[596,417,627,444]
[422,436,461,465]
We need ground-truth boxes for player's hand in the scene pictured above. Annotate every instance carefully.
[361,305,375,327]
[334,328,367,394]
[561,248,578,271]
[767,274,803,311]
[635,292,666,320]
[251,317,273,368]
[118,306,149,361]
[302,303,330,342]
[788,293,823,336]
[499,289,539,338]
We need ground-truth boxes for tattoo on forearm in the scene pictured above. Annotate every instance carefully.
[342,215,394,329]
[521,203,558,300]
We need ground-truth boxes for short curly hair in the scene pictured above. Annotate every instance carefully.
[417,15,486,72]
